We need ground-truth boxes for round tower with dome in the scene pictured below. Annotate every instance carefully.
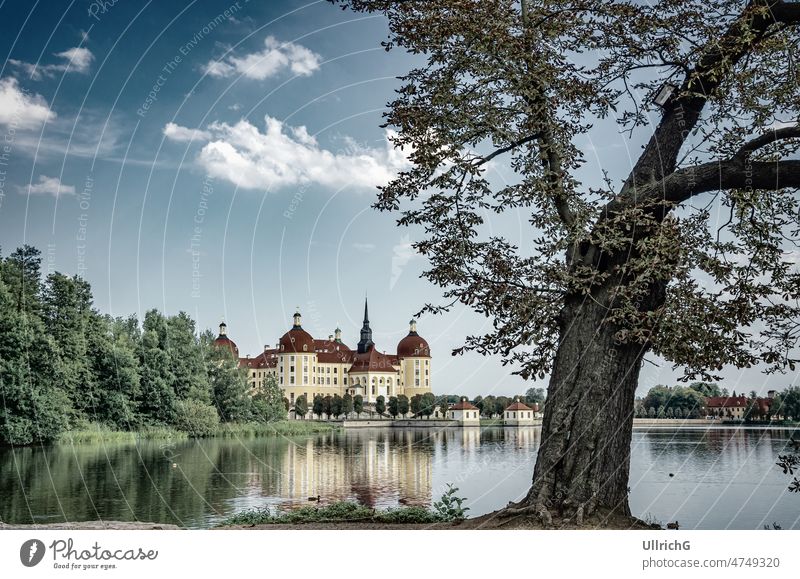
[396,318,431,400]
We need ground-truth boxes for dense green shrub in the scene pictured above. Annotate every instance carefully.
[173,400,219,437]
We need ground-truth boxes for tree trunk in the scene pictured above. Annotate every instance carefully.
[508,289,658,526]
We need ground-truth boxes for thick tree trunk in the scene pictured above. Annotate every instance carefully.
[506,288,660,526]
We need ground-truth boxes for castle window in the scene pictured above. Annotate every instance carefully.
[290,376,295,384]
[303,344,307,351]
[334,378,337,385]
[290,355,295,362]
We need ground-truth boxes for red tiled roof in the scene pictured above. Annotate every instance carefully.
[279,327,315,353]
[317,350,355,364]
[451,400,478,411]
[348,347,398,374]
[314,338,352,353]
[397,333,430,358]
[213,335,239,357]
[505,401,532,411]
[239,349,279,369]
[707,396,748,408]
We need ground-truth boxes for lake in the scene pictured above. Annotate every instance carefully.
[1,426,798,529]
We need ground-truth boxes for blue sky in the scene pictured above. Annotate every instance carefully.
[0,0,794,397]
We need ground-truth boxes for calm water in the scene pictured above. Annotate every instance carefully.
[1,426,798,529]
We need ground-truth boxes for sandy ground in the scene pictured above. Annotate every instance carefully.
[0,521,180,530]
[0,510,661,531]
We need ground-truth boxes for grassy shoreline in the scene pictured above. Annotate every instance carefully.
[54,420,339,445]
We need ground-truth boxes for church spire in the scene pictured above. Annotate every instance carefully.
[357,296,374,354]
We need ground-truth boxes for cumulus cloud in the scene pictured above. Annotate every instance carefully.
[203,36,321,80]
[163,122,212,142]
[0,77,55,128]
[164,116,410,191]
[10,46,94,80]
[23,175,75,197]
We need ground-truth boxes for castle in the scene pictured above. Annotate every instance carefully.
[214,299,432,405]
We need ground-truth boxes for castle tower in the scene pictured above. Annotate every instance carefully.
[357,297,374,354]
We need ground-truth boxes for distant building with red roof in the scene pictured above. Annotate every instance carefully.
[214,299,432,407]
[449,398,480,426]
[503,398,537,426]
[706,393,780,421]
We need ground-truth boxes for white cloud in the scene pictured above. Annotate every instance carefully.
[164,116,410,191]
[23,175,75,197]
[0,77,55,128]
[390,234,419,290]
[203,36,321,80]
[10,46,94,80]
[163,122,212,142]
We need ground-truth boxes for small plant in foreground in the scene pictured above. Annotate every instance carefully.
[432,484,470,522]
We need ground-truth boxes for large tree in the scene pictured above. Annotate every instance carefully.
[334,0,800,525]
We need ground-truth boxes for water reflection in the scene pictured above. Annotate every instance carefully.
[0,426,797,529]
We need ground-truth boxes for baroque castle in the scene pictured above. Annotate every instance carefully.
[214,299,432,404]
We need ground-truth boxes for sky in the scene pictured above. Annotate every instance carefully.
[0,0,795,398]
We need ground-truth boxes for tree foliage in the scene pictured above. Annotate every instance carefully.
[375,395,386,417]
[331,0,800,381]
[0,246,283,444]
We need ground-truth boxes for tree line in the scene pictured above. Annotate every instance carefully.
[635,382,800,421]
[291,387,547,421]
[0,245,285,446]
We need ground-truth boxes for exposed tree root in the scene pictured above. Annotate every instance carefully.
[475,503,659,530]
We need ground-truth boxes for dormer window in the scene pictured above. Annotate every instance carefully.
[303,344,308,352]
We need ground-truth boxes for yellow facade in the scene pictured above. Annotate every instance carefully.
[223,306,433,407]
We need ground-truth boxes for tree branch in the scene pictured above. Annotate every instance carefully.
[471,133,540,168]
[621,0,800,195]
[651,158,800,206]
[733,125,800,159]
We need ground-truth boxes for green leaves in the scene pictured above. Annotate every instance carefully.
[432,483,470,521]
[336,0,800,383]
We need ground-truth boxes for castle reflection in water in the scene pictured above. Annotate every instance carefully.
[240,427,540,511]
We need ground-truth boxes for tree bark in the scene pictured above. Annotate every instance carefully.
[506,281,664,526]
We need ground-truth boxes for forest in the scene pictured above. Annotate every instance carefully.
[0,245,287,446]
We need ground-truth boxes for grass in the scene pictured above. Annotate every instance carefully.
[57,425,188,445]
[480,418,504,426]
[56,420,337,445]
[217,501,445,527]
[212,421,338,438]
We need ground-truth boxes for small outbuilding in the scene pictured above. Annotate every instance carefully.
[449,398,480,426]
[503,398,536,426]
